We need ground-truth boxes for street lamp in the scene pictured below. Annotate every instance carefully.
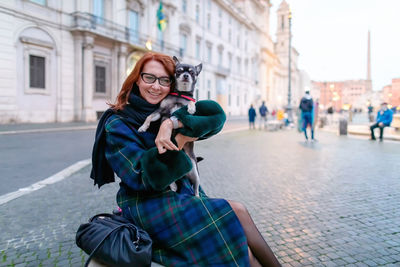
[287,9,293,122]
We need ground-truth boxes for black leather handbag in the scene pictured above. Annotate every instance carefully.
[76,213,152,267]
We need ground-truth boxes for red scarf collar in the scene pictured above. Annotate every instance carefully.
[169,92,196,102]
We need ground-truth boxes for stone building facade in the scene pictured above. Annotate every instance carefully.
[313,80,372,111]
[272,0,303,111]
[382,78,400,108]
[0,0,305,123]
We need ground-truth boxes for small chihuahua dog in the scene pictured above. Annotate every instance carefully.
[138,56,202,196]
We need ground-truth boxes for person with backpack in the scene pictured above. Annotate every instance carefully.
[258,101,269,129]
[248,104,256,129]
[299,90,315,141]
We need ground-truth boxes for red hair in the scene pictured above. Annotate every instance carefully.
[109,52,175,110]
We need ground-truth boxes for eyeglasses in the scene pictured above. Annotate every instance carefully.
[140,73,172,87]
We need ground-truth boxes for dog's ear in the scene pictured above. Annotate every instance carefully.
[195,63,202,75]
[173,56,180,65]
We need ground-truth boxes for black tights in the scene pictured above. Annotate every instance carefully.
[228,201,281,267]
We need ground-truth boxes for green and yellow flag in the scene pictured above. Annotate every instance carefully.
[157,1,166,31]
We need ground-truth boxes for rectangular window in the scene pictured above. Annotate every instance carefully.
[180,34,187,57]
[93,0,104,24]
[196,5,200,23]
[228,53,232,70]
[196,39,201,60]
[95,65,106,93]
[218,50,222,66]
[207,80,211,99]
[207,46,212,63]
[129,10,139,44]
[218,21,222,37]
[157,29,164,50]
[30,0,46,5]
[182,0,187,13]
[29,55,45,89]
[207,14,211,30]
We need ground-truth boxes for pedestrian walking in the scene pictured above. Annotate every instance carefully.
[259,101,269,129]
[327,105,334,124]
[90,52,281,266]
[370,102,393,141]
[299,90,315,141]
[248,104,256,129]
[367,103,374,122]
[348,105,353,123]
[271,109,276,119]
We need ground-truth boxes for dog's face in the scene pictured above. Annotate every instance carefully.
[173,56,202,93]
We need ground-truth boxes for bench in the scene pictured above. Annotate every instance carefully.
[392,114,400,131]
[266,120,284,131]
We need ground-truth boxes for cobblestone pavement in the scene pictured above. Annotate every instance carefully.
[1,129,400,266]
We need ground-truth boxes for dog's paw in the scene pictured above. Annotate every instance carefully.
[170,182,178,192]
[138,125,148,132]
[187,105,196,114]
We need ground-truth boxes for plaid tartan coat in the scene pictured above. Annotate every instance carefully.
[104,114,250,266]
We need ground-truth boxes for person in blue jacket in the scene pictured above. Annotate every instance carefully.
[248,104,256,129]
[258,101,269,129]
[370,102,393,141]
[299,91,314,141]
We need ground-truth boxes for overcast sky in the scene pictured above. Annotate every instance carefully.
[269,0,400,91]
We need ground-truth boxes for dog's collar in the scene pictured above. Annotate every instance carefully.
[169,92,196,102]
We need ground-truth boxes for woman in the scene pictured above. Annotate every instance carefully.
[248,104,256,129]
[91,52,280,266]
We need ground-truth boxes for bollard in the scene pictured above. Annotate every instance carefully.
[339,118,348,135]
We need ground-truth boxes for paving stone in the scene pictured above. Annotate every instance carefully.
[1,130,399,266]
[342,256,358,264]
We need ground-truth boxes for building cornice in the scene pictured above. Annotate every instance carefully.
[215,0,253,29]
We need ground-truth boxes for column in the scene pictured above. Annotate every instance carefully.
[73,34,83,121]
[82,34,96,122]
[117,44,128,98]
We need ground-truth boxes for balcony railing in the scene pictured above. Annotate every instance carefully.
[215,65,230,77]
[70,12,179,55]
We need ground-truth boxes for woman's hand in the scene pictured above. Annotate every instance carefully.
[174,134,198,150]
[155,119,178,154]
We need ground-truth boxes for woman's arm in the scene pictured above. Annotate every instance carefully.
[172,100,227,140]
[155,118,197,152]
[105,115,149,191]
[105,115,192,191]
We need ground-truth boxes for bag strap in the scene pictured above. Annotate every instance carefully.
[89,213,114,222]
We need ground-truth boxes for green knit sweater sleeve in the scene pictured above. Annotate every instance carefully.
[172,100,226,140]
[140,148,192,191]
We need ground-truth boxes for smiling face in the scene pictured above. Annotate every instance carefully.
[137,60,171,104]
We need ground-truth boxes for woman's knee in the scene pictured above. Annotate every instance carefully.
[227,200,248,216]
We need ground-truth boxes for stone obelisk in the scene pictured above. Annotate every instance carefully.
[366,30,372,91]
